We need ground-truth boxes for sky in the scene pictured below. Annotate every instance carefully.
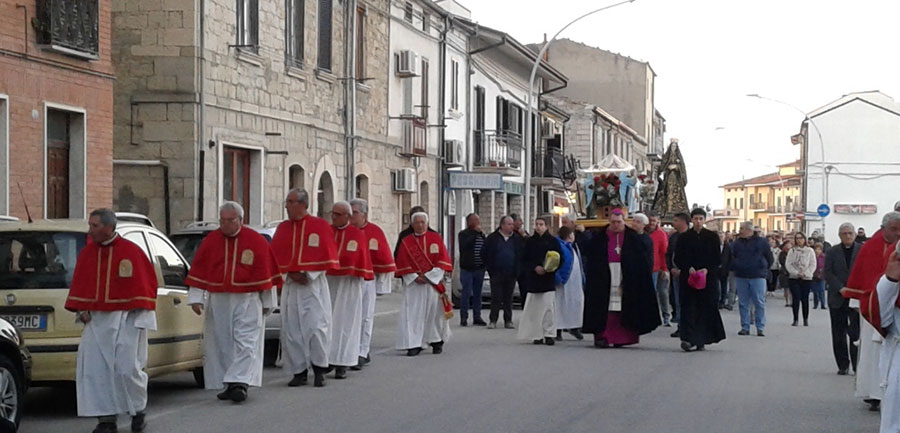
[460,0,900,209]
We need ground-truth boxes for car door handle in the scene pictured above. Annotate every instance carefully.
[173,297,182,305]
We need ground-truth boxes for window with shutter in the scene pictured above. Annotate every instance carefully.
[356,6,366,79]
[420,58,429,119]
[318,0,333,71]
[450,60,459,110]
[236,0,259,50]
[286,0,304,66]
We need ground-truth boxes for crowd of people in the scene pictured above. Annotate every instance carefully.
[63,193,900,433]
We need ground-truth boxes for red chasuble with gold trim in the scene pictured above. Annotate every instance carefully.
[271,215,339,273]
[65,236,157,312]
[328,225,375,280]
[360,222,397,274]
[396,231,454,317]
[185,228,284,293]
[842,229,898,336]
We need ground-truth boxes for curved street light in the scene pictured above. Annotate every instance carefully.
[523,0,637,226]
[746,93,827,236]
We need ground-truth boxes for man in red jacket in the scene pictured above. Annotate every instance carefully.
[648,213,671,326]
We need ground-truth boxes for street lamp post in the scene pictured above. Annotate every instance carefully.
[523,0,636,226]
[747,94,827,236]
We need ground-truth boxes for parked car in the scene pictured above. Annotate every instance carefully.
[0,318,31,432]
[113,212,155,228]
[0,220,204,387]
[169,221,280,366]
[451,276,524,310]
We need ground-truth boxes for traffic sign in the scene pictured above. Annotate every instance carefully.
[817,204,831,218]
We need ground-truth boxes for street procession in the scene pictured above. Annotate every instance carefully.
[3,0,900,432]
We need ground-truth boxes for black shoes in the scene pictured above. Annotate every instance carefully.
[680,341,693,352]
[533,339,543,345]
[460,319,468,327]
[568,329,584,340]
[867,399,881,412]
[92,422,118,433]
[544,337,555,346]
[738,330,750,336]
[350,355,369,371]
[288,370,308,387]
[670,330,680,338]
[131,412,146,433]
[804,319,809,326]
[594,338,610,349]
[473,318,488,326]
[217,383,248,403]
[312,365,328,387]
[757,330,765,337]
[334,366,347,379]
[838,368,849,376]
[407,347,423,356]
[792,320,798,326]
[504,321,515,329]
[431,341,444,354]
[555,330,564,341]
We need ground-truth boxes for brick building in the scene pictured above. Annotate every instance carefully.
[0,0,114,219]
[111,0,421,239]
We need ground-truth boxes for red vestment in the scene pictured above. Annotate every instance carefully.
[65,236,157,312]
[395,231,454,317]
[271,215,339,273]
[842,229,899,336]
[328,225,375,280]
[360,222,397,274]
[185,228,284,292]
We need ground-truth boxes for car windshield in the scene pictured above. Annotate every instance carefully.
[170,233,208,265]
[0,231,87,289]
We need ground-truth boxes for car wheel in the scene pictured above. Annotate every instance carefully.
[0,355,23,432]
[192,367,205,389]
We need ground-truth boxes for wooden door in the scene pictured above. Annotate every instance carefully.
[47,111,70,219]
[223,147,251,223]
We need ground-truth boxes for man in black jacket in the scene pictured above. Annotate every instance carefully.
[825,222,861,375]
[482,216,522,329]
[718,231,732,310]
[667,212,690,338]
[457,214,487,327]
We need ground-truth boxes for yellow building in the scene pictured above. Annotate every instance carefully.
[714,161,803,233]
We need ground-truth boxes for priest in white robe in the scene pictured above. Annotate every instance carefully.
[395,212,454,356]
[271,188,340,387]
[66,209,159,433]
[185,202,283,403]
[554,226,585,341]
[326,201,374,379]
[875,250,900,433]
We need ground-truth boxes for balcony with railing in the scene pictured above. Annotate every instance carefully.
[750,201,768,211]
[473,130,523,176]
[712,209,741,219]
[532,145,565,188]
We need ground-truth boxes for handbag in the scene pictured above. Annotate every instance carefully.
[688,271,707,290]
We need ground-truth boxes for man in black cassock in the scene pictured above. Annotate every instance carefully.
[674,208,727,352]
[582,210,661,348]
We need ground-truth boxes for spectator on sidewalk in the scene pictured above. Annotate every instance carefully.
[786,234,817,327]
[667,212,690,338]
[511,213,529,305]
[779,240,793,307]
[812,244,827,310]
[647,213,671,327]
[768,237,781,294]
[717,231,732,310]
[825,223,860,375]
[730,221,774,337]
[458,214,487,327]
[482,216,522,329]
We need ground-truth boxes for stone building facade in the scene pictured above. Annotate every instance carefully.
[1,0,115,218]
[112,0,431,240]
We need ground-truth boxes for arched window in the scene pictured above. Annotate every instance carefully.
[419,181,429,214]
[289,164,305,189]
[317,172,334,222]
[356,174,369,200]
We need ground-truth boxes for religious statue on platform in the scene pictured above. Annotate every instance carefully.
[651,138,689,219]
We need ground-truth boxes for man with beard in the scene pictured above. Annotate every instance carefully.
[582,209,660,348]
[674,208,726,351]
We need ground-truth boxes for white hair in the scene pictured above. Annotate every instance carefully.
[883,212,900,228]
[349,198,368,214]
[411,212,429,224]
[333,200,351,214]
[839,222,855,233]
[740,221,754,231]
[219,201,245,220]
[287,188,309,205]
[632,213,649,225]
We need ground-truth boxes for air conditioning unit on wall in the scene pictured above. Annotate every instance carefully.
[392,168,416,193]
[443,139,464,167]
[395,50,419,78]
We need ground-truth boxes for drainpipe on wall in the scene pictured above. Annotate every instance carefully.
[437,12,448,235]
[343,0,358,201]
[197,0,207,221]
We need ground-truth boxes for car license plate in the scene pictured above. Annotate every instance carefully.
[1,314,47,331]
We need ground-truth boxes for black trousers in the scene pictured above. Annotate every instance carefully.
[829,304,860,372]
[789,279,811,322]
[489,276,516,324]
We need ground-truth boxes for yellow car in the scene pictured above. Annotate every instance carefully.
[0,220,204,386]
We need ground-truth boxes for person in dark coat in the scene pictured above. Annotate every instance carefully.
[582,210,661,348]
[482,216,523,329]
[825,223,861,375]
[516,217,563,345]
[673,208,726,352]
[717,231,732,309]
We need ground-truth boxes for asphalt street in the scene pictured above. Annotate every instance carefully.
[20,292,880,433]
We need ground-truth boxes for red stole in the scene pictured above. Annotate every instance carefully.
[360,222,397,274]
[842,230,898,336]
[65,236,157,312]
[396,232,454,318]
[185,228,284,293]
[328,225,375,280]
[271,215,339,273]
